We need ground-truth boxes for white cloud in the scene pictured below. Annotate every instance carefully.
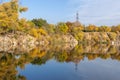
[68,0,120,26]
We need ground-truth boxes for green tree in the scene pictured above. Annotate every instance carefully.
[31,18,48,28]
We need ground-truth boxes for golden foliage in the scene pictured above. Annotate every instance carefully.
[38,28,47,35]
[30,28,38,38]
[19,7,28,13]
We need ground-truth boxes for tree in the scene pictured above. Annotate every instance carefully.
[55,22,69,34]
[0,0,28,33]
[113,25,120,32]
[55,51,68,62]
[86,24,98,32]
[18,18,35,32]
[30,28,38,38]
[66,21,73,32]
[47,24,55,33]
[31,18,48,28]
[72,30,84,41]
[99,26,111,32]
[38,28,47,35]
[71,27,84,41]
[19,6,28,13]
[108,32,117,41]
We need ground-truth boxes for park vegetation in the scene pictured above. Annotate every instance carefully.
[0,1,120,79]
[0,0,120,43]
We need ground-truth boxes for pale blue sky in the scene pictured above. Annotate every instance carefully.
[19,0,120,26]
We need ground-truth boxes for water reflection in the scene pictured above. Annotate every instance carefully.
[0,44,120,80]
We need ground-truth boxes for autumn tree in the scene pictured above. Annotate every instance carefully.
[111,25,120,32]
[66,21,73,32]
[0,0,18,33]
[108,32,117,41]
[19,6,28,13]
[18,18,35,32]
[99,26,111,32]
[86,24,98,32]
[71,27,84,41]
[44,24,55,34]
[0,0,28,33]
[55,22,69,34]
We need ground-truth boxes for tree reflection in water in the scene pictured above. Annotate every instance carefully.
[0,44,120,80]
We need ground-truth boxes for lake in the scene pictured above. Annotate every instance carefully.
[0,44,120,80]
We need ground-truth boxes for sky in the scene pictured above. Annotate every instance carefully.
[19,0,120,26]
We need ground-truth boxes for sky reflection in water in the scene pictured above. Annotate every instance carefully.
[0,44,120,80]
[17,58,120,80]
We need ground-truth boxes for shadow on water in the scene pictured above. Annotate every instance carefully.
[0,43,120,80]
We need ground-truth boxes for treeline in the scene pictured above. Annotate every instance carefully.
[0,0,120,42]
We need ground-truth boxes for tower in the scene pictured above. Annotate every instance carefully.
[76,12,79,22]
[75,63,78,71]
[74,11,81,27]
[73,57,80,72]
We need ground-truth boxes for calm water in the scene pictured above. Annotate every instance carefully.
[1,44,120,80]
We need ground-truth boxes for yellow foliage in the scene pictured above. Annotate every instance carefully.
[2,2,11,10]
[38,51,46,58]
[0,0,19,32]
[30,48,38,58]
[38,28,47,35]
[0,12,7,19]
[19,7,28,13]
[30,48,46,58]
[86,24,98,32]
[30,28,38,38]
[0,6,4,12]
[88,55,95,60]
